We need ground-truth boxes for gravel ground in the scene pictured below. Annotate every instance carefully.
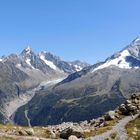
[87,114,139,140]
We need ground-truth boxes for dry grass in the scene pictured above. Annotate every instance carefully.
[126,116,140,140]
[110,132,117,139]
[83,119,117,138]
[0,124,52,139]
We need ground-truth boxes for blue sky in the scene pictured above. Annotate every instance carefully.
[0,0,140,64]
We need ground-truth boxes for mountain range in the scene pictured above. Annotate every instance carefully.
[1,37,140,126]
[0,48,89,123]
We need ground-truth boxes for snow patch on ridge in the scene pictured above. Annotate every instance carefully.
[92,50,132,72]
[74,65,83,71]
[25,58,35,69]
[39,54,57,70]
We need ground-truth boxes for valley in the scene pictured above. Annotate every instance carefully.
[1,37,140,139]
[3,78,65,125]
[1,0,140,139]
[0,94,139,140]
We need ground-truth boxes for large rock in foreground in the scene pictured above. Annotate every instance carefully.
[60,126,84,139]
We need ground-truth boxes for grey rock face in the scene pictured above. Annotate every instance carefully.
[39,51,89,74]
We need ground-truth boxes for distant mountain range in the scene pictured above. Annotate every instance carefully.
[13,37,140,126]
[0,48,89,123]
[1,37,140,126]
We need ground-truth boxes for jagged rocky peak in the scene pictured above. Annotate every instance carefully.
[23,46,32,54]
[126,36,140,58]
[109,37,140,59]
[131,36,140,45]
[39,51,61,62]
[20,46,35,58]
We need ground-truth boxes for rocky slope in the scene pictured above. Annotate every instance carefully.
[0,47,89,124]
[14,37,140,126]
[0,94,139,140]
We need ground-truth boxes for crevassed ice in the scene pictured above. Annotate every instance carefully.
[92,50,132,72]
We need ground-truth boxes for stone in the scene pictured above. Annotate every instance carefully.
[125,100,131,104]
[132,131,137,135]
[119,104,129,115]
[133,127,138,132]
[68,135,80,140]
[60,126,84,139]
[104,111,116,120]
[133,99,139,104]
[131,94,137,99]
[50,129,56,139]
[89,119,96,125]
[18,129,27,136]
[25,128,34,136]
[126,104,137,111]
[80,120,88,128]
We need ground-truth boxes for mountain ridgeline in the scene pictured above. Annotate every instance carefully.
[12,37,140,126]
[1,37,140,126]
[0,47,89,123]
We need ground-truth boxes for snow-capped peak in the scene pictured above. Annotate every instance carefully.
[92,50,131,72]
[20,46,32,57]
[24,46,32,54]
[92,37,140,72]
[132,36,140,45]
[126,37,140,58]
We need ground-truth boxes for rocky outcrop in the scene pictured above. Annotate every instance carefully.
[104,111,116,121]
[60,126,84,139]
[0,94,139,140]
[49,94,140,139]
[118,94,140,115]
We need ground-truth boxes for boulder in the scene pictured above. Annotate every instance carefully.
[68,135,80,140]
[89,119,96,125]
[104,111,116,121]
[25,128,34,136]
[125,100,131,104]
[131,94,137,99]
[60,126,84,139]
[50,129,56,139]
[133,99,139,104]
[119,104,129,115]
[94,119,105,128]
[126,104,137,111]
[18,129,27,136]
[80,120,88,127]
